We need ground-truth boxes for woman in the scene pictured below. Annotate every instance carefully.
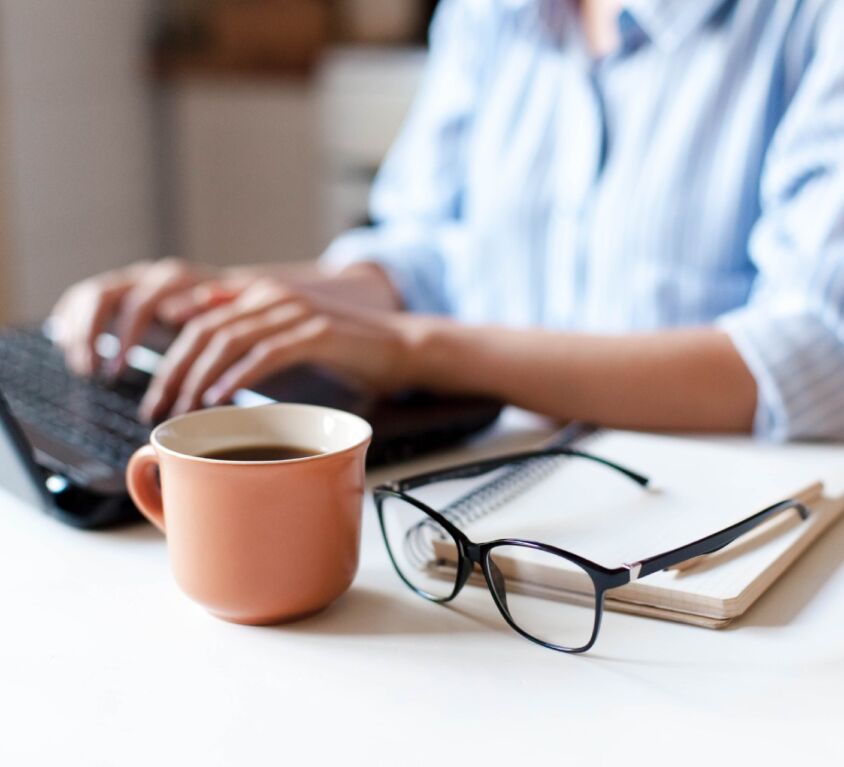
[52,0,844,440]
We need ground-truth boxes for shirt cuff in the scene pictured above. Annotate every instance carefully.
[717,306,844,441]
[320,226,450,315]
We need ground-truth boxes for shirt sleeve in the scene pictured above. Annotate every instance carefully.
[717,5,844,440]
[321,0,489,314]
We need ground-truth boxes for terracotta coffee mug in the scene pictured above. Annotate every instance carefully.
[126,403,371,625]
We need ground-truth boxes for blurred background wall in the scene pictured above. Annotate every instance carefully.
[0,0,158,322]
[0,0,434,323]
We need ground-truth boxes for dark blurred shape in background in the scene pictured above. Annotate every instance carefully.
[153,0,439,75]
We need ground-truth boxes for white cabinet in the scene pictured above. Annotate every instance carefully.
[317,47,426,241]
[168,79,321,267]
[167,47,426,269]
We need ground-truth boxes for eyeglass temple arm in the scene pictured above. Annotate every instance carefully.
[394,447,650,493]
[633,498,810,579]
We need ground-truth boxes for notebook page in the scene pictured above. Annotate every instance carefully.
[457,431,844,612]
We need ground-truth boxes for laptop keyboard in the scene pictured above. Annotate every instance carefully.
[0,327,151,469]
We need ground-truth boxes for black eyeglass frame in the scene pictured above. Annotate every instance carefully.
[373,446,810,654]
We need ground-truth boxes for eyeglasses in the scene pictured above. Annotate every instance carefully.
[373,446,809,654]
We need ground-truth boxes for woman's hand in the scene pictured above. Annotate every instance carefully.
[138,278,427,422]
[50,258,236,377]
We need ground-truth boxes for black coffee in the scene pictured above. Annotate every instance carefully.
[200,444,320,462]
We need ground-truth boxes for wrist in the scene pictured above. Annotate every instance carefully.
[397,315,475,392]
[335,261,403,311]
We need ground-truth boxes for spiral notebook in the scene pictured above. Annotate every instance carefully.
[430,427,844,628]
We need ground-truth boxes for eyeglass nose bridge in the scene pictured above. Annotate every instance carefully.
[462,541,483,564]
[447,540,484,599]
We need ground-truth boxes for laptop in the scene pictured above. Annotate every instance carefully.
[0,324,501,529]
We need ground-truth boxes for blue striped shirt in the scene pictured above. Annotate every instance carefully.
[323,0,844,441]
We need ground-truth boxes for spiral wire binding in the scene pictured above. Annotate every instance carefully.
[401,459,564,572]
[439,455,558,526]
[440,422,597,528]
[399,423,597,571]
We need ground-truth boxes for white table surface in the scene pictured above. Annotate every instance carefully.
[1,409,843,766]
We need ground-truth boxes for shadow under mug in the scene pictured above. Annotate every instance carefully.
[126,403,372,625]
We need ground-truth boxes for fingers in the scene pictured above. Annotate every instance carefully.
[51,277,132,376]
[138,288,304,421]
[111,261,200,375]
[156,279,246,326]
[78,291,120,376]
[172,303,312,415]
[138,306,238,422]
[202,317,331,407]
[135,276,410,423]
[48,258,211,379]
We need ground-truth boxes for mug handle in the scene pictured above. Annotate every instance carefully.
[126,445,166,533]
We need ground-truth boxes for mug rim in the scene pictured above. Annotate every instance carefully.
[149,402,373,466]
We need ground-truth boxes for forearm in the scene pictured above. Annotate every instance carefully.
[408,321,757,433]
[224,261,402,311]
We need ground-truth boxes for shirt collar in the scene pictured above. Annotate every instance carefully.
[622,0,733,51]
[500,0,731,53]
